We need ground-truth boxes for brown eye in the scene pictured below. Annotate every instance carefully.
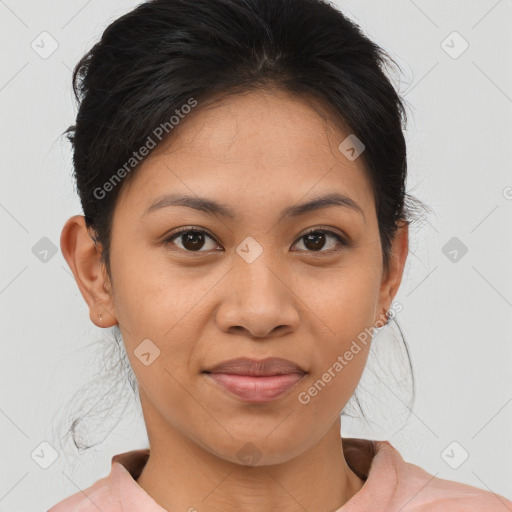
[293,229,345,253]
[164,228,220,252]
[162,226,346,255]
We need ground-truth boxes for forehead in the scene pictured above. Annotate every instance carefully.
[116,89,375,222]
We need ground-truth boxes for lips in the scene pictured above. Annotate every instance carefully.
[203,357,307,403]
[203,357,306,376]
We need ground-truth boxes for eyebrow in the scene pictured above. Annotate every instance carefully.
[142,192,365,222]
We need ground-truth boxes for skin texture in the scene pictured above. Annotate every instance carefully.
[61,88,408,512]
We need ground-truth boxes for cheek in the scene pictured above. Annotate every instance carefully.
[109,250,210,404]
[300,260,381,339]
[298,262,379,397]
[111,244,211,339]
[297,286,376,419]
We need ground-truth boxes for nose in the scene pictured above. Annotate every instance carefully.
[215,254,300,339]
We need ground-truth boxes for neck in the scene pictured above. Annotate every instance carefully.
[136,404,365,512]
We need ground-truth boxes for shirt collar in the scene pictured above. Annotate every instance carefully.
[108,438,395,511]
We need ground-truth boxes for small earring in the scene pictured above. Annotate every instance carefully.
[385,310,392,324]
[98,313,103,321]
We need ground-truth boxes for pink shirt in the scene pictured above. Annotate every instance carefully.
[48,437,512,511]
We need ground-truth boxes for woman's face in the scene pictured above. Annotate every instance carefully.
[63,88,408,464]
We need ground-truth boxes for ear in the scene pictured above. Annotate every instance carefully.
[375,220,409,323]
[60,215,118,327]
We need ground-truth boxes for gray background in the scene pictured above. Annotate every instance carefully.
[1,0,511,510]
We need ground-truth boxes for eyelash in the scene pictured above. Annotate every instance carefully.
[162,226,347,255]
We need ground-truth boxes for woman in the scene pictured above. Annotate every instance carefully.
[49,0,512,510]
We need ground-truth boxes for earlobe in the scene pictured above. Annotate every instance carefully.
[60,215,118,327]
